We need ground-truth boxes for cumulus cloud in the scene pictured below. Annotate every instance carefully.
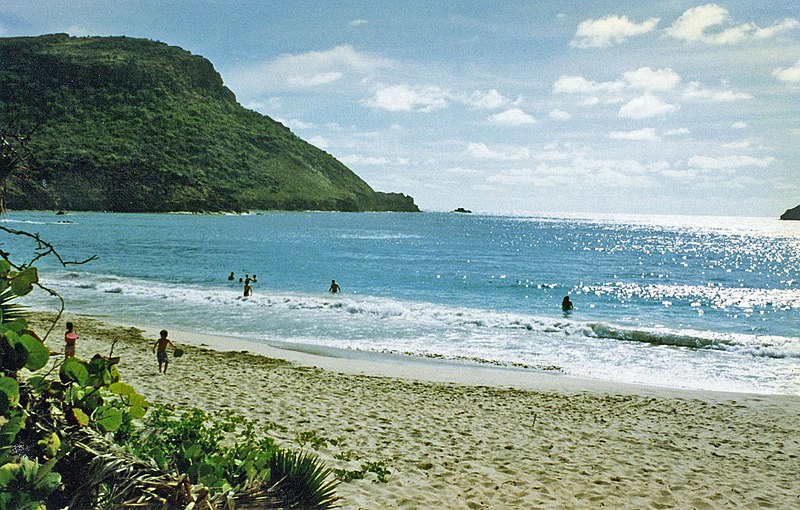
[466,142,530,161]
[618,94,677,119]
[623,67,680,92]
[682,81,752,102]
[665,4,798,45]
[227,45,393,93]
[687,155,775,169]
[445,167,481,175]
[732,121,748,129]
[307,136,330,149]
[486,157,668,189]
[548,109,572,120]
[554,67,681,106]
[338,154,391,165]
[609,128,660,141]
[664,128,690,136]
[66,25,93,36]
[467,89,508,109]
[363,84,449,112]
[773,60,800,83]
[571,15,659,48]
[553,75,625,95]
[276,118,316,130]
[488,108,537,126]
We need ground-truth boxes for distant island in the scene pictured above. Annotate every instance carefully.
[780,205,800,220]
[0,34,418,213]
[453,208,472,213]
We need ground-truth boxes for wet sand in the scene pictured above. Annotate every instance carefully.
[33,314,800,509]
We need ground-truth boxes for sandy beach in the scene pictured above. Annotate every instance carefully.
[31,313,799,509]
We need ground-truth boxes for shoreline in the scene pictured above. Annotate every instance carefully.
[29,313,800,509]
[129,321,794,402]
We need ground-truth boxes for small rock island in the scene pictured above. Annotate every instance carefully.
[780,205,800,220]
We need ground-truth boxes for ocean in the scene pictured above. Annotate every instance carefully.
[3,211,798,395]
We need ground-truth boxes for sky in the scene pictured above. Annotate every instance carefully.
[2,1,799,216]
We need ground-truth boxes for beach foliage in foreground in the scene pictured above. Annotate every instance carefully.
[0,254,341,508]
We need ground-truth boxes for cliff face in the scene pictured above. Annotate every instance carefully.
[780,205,800,220]
[0,34,418,212]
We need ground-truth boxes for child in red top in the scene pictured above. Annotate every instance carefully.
[64,322,78,358]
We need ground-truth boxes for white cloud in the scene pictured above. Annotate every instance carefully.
[349,19,368,27]
[66,25,93,36]
[688,155,775,169]
[665,4,798,45]
[623,67,681,92]
[774,60,800,83]
[467,142,530,161]
[732,121,748,129]
[548,109,572,120]
[339,154,391,165]
[682,81,752,102]
[278,118,316,130]
[227,45,393,93]
[308,136,330,149]
[722,140,751,149]
[553,75,625,95]
[445,167,481,175]
[486,157,668,188]
[287,72,342,87]
[467,89,508,109]
[609,127,660,141]
[618,94,677,119]
[571,15,659,48]
[363,84,449,112]
[665,128,690,136]
[488,108,537,126]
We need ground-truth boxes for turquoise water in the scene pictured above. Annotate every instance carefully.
[3,211,799,394]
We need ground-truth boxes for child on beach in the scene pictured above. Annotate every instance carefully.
[153,329,177,374]
[64,322,78,358]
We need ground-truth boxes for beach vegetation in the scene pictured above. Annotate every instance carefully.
[333,459,392,484]
[0,223,342,508]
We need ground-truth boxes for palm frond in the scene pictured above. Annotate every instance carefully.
[270,449,341,509]
[0,286,26,324]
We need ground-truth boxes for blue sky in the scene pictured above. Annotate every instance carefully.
[2,1,799,216]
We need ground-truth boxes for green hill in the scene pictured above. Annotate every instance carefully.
[0,34,418,212]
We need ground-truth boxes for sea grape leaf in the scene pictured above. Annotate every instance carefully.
[108,382,135,396]
[12,343,28,371]
[19,334,49,371]
[2,320,27,333]
[0,377,19,406]
[70,408,90,427]
[88,356,107,374]
[60,359,89,386]
[9,267,38,297]
[26,376,48,395]
[128,393,147,408]
[129,406,146,419]
[184,443,202,459]
[37,432,61,458]
[94,406,123,433]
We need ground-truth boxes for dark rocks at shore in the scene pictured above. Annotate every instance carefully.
[780,205,800,220]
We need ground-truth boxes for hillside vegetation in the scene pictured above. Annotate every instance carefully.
[0,34,417,212]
